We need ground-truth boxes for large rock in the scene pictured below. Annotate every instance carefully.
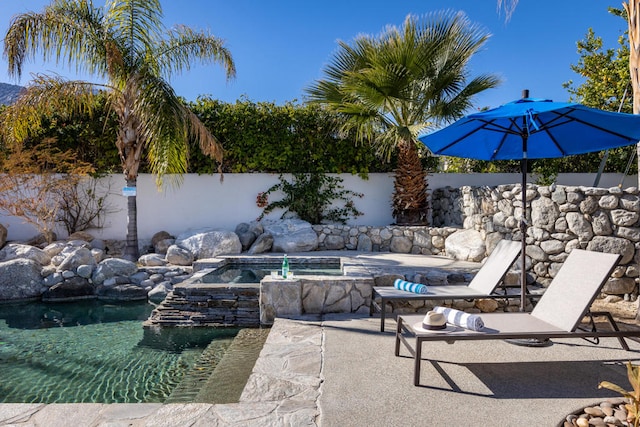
[166,245,194,266]
[0,243,51,266]
[42,276,95,301]
[531,197,560,231]
[91,258,138,285]
[445,229,485,262]
[262,219,318,253]
[67,231,95,242]
[565,212,594,241]
[586,236,635,264]
[176,228,242,259]
[235,222,259,251]
[138,253,167,267]
[247,232,274,254]
[57,247,97,272]
[0,258,44,300]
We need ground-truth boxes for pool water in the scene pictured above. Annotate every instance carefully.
[0,300,266,404]
[201,262,343,284]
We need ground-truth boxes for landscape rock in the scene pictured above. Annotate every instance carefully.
[138,253,167,267]
[248,233,274,254]
[91,258,138,285]
[166,245,194,266]
[176,228,242,259]
[57,247,97,272]
[263,219,318,253]
[0,243,51,266]
[68,231,95,242]
[445,229,485,262]
[0,258,44,300]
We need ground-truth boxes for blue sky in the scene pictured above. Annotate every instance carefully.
[0,1,628,112]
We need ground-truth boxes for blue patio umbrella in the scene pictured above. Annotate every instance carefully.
[419,96,640,312]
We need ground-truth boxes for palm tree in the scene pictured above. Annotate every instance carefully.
[2,0,235,260]
[306,12,500,224]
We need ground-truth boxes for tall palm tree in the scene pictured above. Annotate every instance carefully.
[2,0,235,260]
[306,12,500,224]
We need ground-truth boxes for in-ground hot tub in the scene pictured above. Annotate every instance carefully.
[147,256,374,327]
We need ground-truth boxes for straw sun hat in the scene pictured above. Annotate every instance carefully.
[413,311,458,333]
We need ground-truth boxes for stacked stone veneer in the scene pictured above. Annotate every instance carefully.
[315,184,640,299]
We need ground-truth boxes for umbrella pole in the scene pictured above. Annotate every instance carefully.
[520,127,528,312]
[520,157,527,312]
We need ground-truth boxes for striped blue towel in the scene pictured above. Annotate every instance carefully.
[433,306,485,331]
[394,279,428,294]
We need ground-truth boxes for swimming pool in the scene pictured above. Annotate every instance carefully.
[0,300,268,403]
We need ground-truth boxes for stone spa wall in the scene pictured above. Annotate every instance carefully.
[314,184,640,300]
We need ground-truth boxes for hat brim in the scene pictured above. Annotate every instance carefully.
[412,322,460,334]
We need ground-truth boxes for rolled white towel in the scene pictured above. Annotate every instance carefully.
[394,279,428,295]
[433,306,485,331]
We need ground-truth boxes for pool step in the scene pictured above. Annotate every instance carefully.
[163,336,234,403]
[193,327,270,403]
[144,283,261,328]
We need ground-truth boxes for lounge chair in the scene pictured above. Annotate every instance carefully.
[395,249,640,386]
[372,239,522,331]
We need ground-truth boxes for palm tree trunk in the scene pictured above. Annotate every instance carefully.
[392,140,429,225]
[124,178,139,261]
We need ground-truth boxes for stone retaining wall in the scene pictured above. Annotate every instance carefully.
[314,184,640,299]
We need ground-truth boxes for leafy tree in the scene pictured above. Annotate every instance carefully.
[0,138,95,243]
[306,12,500,225]
[1,0,235,260]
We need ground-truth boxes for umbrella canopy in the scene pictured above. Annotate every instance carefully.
[419,97,640,311]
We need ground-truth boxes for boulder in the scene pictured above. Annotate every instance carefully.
[389,236,412,253]
[42,276,95,301]
[97,284,148,301]
[154,238,174,255]
[0,243,51,266]
[0,258,44,300]
[138,253,167,267]
[176,228,242,259]
[57,247,97,272]
[565,212,594,241]
[531,197,560,231]
[166,245,194,266]
[586,236,635,264]
[91,258,138,285]
[262,219,318,253]
[324,235,346,250]
[247,232,274,254]
[67,231,95,242]
[43,241,66,258]
[445,229,486,262]
[148,282,171,303]
[151,230,174,247]
[356,234,373,252]
[235,222,258,251]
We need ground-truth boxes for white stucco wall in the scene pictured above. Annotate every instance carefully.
[1,172,636,242]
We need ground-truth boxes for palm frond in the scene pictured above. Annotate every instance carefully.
[105,0,163,60]
[4,0,109,79]
[155,25,236,80]
[0,74,106,145]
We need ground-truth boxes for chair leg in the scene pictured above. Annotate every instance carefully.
[589,311,630,351]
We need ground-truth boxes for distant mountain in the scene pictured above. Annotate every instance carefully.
[0,83,24,105]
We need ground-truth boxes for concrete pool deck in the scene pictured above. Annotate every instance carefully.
[1,251,640,426]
